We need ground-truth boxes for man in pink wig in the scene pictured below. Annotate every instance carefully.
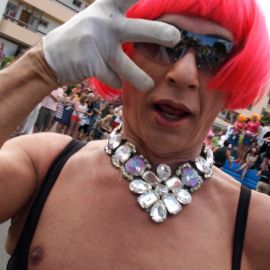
[0,0,270,269]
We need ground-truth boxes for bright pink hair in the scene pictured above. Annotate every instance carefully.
[92,0,270,109]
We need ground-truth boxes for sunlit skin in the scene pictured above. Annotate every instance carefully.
[1,14,270,270]
[122,15,231,170]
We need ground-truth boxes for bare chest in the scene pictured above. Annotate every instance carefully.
[25,170,237,270]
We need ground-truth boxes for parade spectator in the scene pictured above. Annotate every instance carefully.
[88,94,102,139]
[235,147,259,181]
[259,131,270,172]
[256,169,270,195]
[56,91,78,134]
[214,140,232,168]
[67,95,88,138]
[238,114,261,163]
[228,114,246,158]
[51,86,68,129]
[34,87,64,132]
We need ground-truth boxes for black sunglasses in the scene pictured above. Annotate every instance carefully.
[135,27,235,73]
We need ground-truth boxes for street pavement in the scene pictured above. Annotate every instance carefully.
[0,222,10,270]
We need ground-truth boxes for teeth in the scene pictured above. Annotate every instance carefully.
[161,111,181,120]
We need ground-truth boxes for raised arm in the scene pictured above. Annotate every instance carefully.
[0,43,58,145]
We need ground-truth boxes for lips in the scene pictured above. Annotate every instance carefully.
[152,101,192,128]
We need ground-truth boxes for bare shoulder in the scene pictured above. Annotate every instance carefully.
[245,190,270,268]
[212,167,270,269]
[2,132,72,181]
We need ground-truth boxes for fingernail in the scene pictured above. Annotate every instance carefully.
[164,27,181,46]
[139,77,155,92]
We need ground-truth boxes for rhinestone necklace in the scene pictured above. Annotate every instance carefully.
[105,125,214,223]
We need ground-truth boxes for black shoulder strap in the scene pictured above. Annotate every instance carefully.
[232,185,252,270]
[7,139,86,270]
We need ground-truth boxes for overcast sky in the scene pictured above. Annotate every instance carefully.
[258,0,270,34]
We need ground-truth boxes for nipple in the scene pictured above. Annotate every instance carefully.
[30,246,44,265]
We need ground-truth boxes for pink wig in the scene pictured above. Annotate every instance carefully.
[92,0,270,109]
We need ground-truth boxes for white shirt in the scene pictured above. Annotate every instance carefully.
[41,88,64,111]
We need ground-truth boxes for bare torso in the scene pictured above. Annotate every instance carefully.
[5,134,270,270]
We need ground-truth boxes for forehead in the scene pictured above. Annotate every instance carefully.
[159,14,234,42]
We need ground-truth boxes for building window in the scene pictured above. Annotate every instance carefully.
[5,2,17,18]
[39,18,49,28]
[73,0,82,8]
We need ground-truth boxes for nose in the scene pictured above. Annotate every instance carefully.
[165,51,199,90]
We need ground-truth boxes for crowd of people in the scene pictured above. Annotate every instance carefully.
[15,88,270,195]
[15,82,123,141]
[209,113,270,194]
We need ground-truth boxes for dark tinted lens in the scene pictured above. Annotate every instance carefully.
[135,28,234,72]
[135,43,176,64]
[184,31,234,72]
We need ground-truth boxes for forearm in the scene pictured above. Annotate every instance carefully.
[0,42,58,145]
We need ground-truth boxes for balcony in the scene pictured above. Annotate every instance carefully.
[21,0,76,23]
[0,18,41,46]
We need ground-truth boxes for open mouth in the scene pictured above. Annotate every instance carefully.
[152,102,192,127]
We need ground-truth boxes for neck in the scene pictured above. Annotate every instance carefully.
[122,125,203,171]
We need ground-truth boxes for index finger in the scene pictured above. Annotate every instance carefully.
[120,19,181,48]
[115,0,139,13]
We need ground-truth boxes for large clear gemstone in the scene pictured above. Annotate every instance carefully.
[165,176,183,190]
[142,171,161,186]
[125,156,146,176]
[205,146,214,166]
[150,200,167,223]
[162,194,182,215]
[173,189,192,205]
[155,184,169,196]
[181,166,201,188]
[137,192,159,209]
[107,133,122,150]
[129,179,152,194]
[195,156,211,174]
[112,144,132,165]
[156,164,171,181]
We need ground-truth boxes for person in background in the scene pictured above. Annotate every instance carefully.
[34,87,64,132]
[238,114,260,163]
[235,147,259,181]
[256,169,270,195]
[229,114,246,159]
[67,95,88,138]
[214,140,232,168]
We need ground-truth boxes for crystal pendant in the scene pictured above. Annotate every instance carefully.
[165,176,183,190]
[181,165,201,188]
[107,133,122,151]
[195,156,211,175]
[173,189,192,205]
[142,171,161,186]
[137,192,159,209]
[162,194,182,215]
[125,156,146,176]
[150,200,167,223]
[156,164,171,181]
[129,179,152,194]
[112,144,132,166]
[155,184,169,196]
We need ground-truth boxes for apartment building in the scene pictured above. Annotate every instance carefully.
[0,0,93,57]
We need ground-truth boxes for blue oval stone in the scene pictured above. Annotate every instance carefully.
[125,156,146,176]
[181,166,201,187]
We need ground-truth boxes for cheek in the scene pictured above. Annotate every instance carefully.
[122,85,146,120]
